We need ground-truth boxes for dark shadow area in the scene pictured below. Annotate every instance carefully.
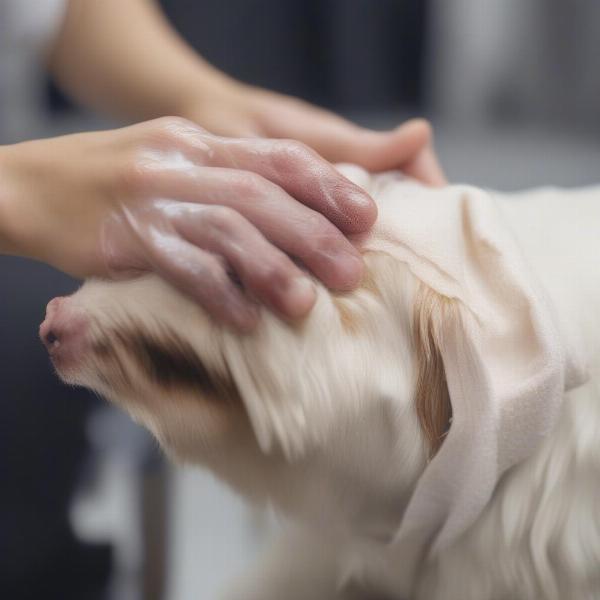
[0,257,111,600]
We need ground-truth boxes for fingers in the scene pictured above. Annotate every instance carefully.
[144,231,261,332]
[168,203,317,319]
[353,119,433,172]
[179,115,445,189]
[320,118,447,185]
[304,117,432,172]
[133,117,378,234]
[142,168,365,291]
[236,104,447,186]
[102,199,318,329]
[208,136,378,233]
[100,205,257,330]
[402,142,447,187]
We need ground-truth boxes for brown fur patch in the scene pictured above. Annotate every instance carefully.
[413,285,455,458]
[93,325,240,404]
[92,336,132,389]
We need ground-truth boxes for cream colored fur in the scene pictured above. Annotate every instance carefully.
[59,182,600,600]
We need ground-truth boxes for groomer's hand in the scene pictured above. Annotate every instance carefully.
[182,87,447,186]
[0,118,376,330]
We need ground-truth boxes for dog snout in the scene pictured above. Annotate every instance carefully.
[40,296,89,368]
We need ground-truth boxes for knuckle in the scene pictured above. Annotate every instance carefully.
[281,139,313,160]
[231,170,267,196]
[147,116,198,147]
[153,115,193,132]
[115,153,156,196]
[252,255,293,287]
[198,254,228,286]
[303,215,341,255]
[202,205,241,233]
[271,139,316,171]
[304,211,336,240]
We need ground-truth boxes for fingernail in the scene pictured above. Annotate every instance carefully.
[344,191,378,232]
[348,189,374,210]
[282,276,316,319]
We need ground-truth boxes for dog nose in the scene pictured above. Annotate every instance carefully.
[40,297,65,350]
[40,297,88,364]
[43,328,60,347]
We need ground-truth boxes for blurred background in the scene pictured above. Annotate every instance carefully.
[1,1,598,599]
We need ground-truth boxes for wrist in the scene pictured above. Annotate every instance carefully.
[0,142,56,264]
[0,144,22,256]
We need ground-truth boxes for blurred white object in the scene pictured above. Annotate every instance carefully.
[166,468,269,600]
[70,408,148,600]
[0,0,66,140]
[426,0,520,124]
[427,0,600,132]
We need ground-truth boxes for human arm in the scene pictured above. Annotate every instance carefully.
[48,0,445,184]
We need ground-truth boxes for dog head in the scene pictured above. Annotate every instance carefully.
[40,246,454,538]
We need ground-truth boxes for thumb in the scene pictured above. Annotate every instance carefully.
[401,142,447,186]
[352,119,446,185]
[342,119,432,172]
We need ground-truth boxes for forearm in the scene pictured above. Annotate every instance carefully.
[0,136,108,271]
[48,0,243,123]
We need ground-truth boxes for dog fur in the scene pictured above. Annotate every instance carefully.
[50,180,600,599]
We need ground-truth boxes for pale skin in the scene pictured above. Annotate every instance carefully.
[0,0,446,329]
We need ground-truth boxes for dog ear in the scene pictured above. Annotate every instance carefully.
[412,284,456,459]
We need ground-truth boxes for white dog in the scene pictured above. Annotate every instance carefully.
[40,167,600,600]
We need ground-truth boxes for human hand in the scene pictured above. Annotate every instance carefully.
[0,118,376,330]
[48,0,444,185]
[182,85,446,186]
